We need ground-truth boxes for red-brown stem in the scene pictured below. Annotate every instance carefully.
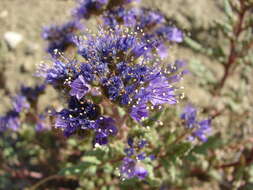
[215,147,253,169]
[216,0,247,92]
[154,128,194,170]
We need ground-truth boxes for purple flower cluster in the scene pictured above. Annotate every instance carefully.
[42,21,81,55]
[0,111,20,131]
[120,137,151,180]
[73,27,186,122]
[39,25,186,146]
[54,96,117,145]
[37,58,78,88]
[0,85,47,132]
[104,7,165,29]
[72,0,140,19]
[103,6,183,59]
[120,157,148,180]
[180,105,212,142]
[73,0,109,19]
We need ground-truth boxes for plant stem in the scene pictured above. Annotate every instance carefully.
[215,0,247,93]
[29,174,61,190]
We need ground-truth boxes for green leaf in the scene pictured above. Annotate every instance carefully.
[59,156,101,176]
[58,162,95,176]
[240,183,253,190]
[145,164,155,179]
[147,178,161,187]
[82,156,101,164]
[215,20,233,36]
[189,59,216,85]
[85,148,107,159]
[142,110,163,127]
[169,142,192,158]
[224,0,234,21]
[184,37,203,52]
[191,134,223,155]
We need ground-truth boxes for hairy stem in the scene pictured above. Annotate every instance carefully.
[215,0,247,93]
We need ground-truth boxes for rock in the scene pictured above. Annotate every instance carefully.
[4,31,23,49]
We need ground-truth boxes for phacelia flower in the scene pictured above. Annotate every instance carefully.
[42,21,81,55]
[73,0,109,19]
[70,75,91,100]
[0,116,7,131]
[120,157,148,180]
[103,7,165,29]
[0,84,47,132]
[130,103,149,122]
[94,116,117,145]
[12,95,30,113]
[39,25,186,144]
[136,72,177,105]
[0,111,21,131]
[156,26,184,43]
[73,26,185,122]
[180,105,212,142]
[157,44,168,59]
[124,0,141,3]
[35,114,50,132]
[20,84,45,103]
[37,58,78,87]
[102,6,183,61]
[55,96,117,145]
[120,137,150,180]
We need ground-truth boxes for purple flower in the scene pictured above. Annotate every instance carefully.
[149,154,155,160]
[156,26,184,43]
[35,114,49,132]
[12,95,30,113]
[54,96,117,145]
[72,0,109,19]
[181,105,212,142]
[70,75,91,100]
[138,8,165,28]
[193,119,212,142]
[55,97,101,137]
[130,72,177,122]
[0,113,20,131]
[94,116,117,145]
[124,0,141,3]
[42,21,82,55]
[145,73,177,105]
[120,157,137,179]
[131,43,153,59]
[157,44,168,59]
[138,139,147,148]
[37,58,77,87]
[124,148,135,156]
[134,165,148,179]
[4,111,21,131]
[137,152,146,160]
[0,116,8,131]
[120,157,148,180]
[180,105,197,128]
[121,137,150,179]
[20,84,45,102]
[130,103,149,122]
[55,112,80,137]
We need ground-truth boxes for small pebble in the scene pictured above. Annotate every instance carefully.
[4,31,23,49]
